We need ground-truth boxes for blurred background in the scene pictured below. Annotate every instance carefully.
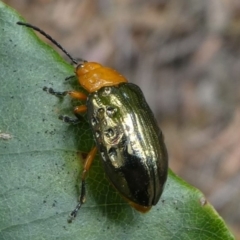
[3,0,240,237]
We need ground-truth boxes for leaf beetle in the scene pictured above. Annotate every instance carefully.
[17,21,168,221]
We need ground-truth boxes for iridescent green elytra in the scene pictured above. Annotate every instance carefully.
[87,83,168,209]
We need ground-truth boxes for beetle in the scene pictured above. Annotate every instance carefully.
[17,21,168,221]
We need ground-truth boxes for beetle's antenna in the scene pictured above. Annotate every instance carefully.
[17,22,85,65]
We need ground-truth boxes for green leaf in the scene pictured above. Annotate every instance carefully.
[0,2,235,240]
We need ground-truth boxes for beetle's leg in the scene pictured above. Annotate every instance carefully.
[44,87,88,123]
[69,146,97,222]
[43,86,67,97]
[65,75,75,81]
[43,86,87,100]
[59,115,80,124]
[68,91,88,100]
[74,105,87,115]
[60,105,87,124]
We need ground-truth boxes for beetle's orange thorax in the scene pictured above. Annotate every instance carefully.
[75,62,128,93]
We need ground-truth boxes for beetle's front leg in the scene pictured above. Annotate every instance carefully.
[68,146,97,223]
[43,86,87,100]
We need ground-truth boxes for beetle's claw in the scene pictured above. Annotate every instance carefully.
[67,202,82,223]
[67,212,76,223]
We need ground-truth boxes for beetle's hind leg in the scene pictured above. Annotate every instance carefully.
[68,146,97,223]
